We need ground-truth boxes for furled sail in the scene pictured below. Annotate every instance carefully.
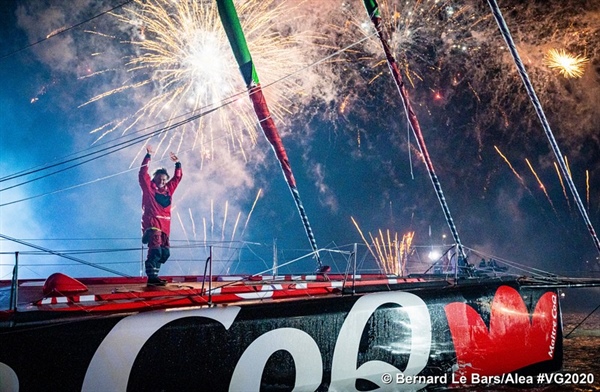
[216,0,323,269]
[362,0,468,267]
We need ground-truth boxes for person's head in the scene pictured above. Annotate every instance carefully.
[152,168,170,189]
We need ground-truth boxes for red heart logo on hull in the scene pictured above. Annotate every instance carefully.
[445,285,559,377]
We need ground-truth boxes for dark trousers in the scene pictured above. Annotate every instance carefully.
[144,229,170,279]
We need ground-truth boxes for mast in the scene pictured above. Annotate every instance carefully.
[486,0,600,256]
[362,0,469,266]
[216,0,323,270]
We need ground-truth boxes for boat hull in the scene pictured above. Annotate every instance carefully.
[0,280,562,391]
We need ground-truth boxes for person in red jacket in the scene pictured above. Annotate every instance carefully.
[139,145,183,286]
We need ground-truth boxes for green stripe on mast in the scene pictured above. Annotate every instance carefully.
[363,0,380,18]
[216,0,259,87]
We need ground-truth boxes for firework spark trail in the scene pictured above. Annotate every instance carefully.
[399,232,414,276]
[386,230,394,267]
[565,156,572,178]
[336,0,600,161]
[350,216,377,262]
[198,200,248,243]
[230,211,241,243]
[176,211,188,244]
[241,188,262,238]
[494,146,535,196]
[354,0,480,88]
[189,208,197,240]
[175,211,190,273]
[351,218,405,276]
[183,201,249,274]
[372,234,389,274]
[391,234,398,274]
[554,162,571,210]
[202,217,207,248]
[525,158,557,215]
[389,231,396,273]
[378,229,390,270]
[587,169,590,212]
[339,94,351,114]
[370,233,386,272]
[46,26,68,39]
[487,0,600,255]
[221,200,229,242]
[75,0,600,176]
[210,199,214,239]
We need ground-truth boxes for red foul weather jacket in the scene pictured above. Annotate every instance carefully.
[139,154,183,237]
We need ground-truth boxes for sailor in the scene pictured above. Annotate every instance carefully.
[139,145,183,286]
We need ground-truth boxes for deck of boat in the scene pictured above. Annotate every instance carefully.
[0,273,453,321]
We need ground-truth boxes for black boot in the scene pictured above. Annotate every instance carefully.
[146,249,166,286]
[147,276,167,286]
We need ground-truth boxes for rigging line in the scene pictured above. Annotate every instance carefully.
[207,249,324,294]
[0,233,130,277]
[0,137,144,193]
[0,91,246,184]
[0,94,241,193]
[0,33,370,184]
[564,302,600,339]
[0,0,134,61]
[465,247,570,280]
[0,237,140,241]
[0,169,134,208]
[0,120,181,183]
[0,122,171,183]
[0,134,248,208]
[1,31,373,185]
[486,0,600,256]
[407,119,414,180]
[9,247,143,255]
[0,33,379,205]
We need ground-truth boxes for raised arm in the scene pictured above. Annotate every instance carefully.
[167,151,182,191]
[139,146,153,192]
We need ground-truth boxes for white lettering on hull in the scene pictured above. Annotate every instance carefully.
[548,293,558,358]
[0,362,19,392]
[229,328,323,392]
[82,307,241,392]
[329,291,431,391]
[84,291,432,391]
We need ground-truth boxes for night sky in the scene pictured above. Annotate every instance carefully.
[1,0,600,290]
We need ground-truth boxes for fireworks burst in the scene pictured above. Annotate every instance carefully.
[327,0,600,180]
[174,192,261,275]
[543,48,589,78]
[339,0,486,93]
[84,0,320,160]
[350,217,413,276]
[370,229,414,276]
[373,229,414,276]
